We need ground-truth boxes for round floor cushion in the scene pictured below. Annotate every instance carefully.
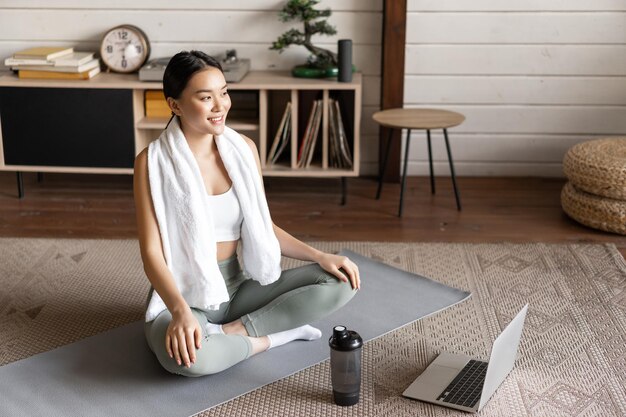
[561,181,626,235]
[563,137,626,200]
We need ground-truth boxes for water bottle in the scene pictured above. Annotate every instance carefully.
[329,325,363,406]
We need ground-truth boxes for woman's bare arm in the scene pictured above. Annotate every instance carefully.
[133,148,190,318]
[241,135,360,289]
[135,148,203,368]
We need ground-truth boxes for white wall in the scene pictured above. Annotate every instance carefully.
[0,0,383,176]
[404,0,626,177]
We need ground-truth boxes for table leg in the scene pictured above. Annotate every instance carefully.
[427,129,435,194]
[16,172,24,199]
[398,128,412,217]
[443,129,462,211]
[341,177,347,206]
[376,128,394,200]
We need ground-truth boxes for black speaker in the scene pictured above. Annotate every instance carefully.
[338,39,352,82]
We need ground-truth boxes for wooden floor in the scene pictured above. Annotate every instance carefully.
[1,171,624,258]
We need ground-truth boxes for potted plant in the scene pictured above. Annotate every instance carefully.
[270,0,350,78]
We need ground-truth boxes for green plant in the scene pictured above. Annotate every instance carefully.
[270,0,338,68]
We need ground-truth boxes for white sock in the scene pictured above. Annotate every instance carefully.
[266,325,322,350]
[204,322,224,335]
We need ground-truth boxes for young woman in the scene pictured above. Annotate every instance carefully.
[133,51,360,377]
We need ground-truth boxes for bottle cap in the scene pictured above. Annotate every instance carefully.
[329,325,363,351]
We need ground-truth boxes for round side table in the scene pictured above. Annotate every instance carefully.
[372,108,465,216]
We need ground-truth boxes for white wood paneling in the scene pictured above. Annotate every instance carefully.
[405,45,626,76]
[404,3,626,177]
[404,76,626,105]
[3,0,382,11]
[361,106,381,136]
[0,10,381,44]
[403,105,626,135]
[407,13,626,44]
[358,107,381,176]
[404,133,601,163]
[364,105,626,137]
[362,75,380,106]
[408,0,626,12]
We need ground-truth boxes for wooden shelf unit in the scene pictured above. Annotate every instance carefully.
[0,71,361,180]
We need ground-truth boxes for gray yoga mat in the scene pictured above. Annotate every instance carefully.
[0,249,470,417]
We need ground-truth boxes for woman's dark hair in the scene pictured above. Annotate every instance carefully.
[163,50,223,100]
[163,51,223,128]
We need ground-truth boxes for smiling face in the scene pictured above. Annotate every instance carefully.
[167,66,231,139]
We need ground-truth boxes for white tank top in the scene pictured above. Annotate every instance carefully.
[206,185,243,242]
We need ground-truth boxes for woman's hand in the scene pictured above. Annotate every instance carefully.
[165,307,202,368]
[316,252,360,290]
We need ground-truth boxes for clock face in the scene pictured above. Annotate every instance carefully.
[100,25,150,73]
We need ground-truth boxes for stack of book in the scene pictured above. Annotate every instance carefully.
[297,99,323,168]
[329,98,353,169]
[267,102,292,165]
[144,90,171,118]
[5,46,101,80]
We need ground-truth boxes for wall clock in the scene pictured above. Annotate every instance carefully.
[100,24,151,73]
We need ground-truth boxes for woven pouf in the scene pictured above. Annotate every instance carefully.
[563,137,626,200]
[561,182,626,235]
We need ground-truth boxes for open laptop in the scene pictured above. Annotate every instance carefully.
[403,304,529,413]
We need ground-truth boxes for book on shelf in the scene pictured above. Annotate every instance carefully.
[335,100,353,167]
[145,106,171,117]
[145,109,172,118]
[51,52,94,67]
[4,48,95,68]
[298,100,322,168]
[328,99,339,167]
[267,101,291,164]
[145,90,166,100]
[329,98,353,169]
[145,101,171,117]
[14,58,100,74]
[13,46,73,60]
[145,101,171,112]
[144,90,171,117]
[303,99,323,168]
[297,100,317,165]
[5,56,55,66]
[18,65,101,80]
[270,106,292,165]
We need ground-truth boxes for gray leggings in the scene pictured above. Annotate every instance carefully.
[144,253,356,377]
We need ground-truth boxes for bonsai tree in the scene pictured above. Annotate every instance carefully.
[270,0,338,69]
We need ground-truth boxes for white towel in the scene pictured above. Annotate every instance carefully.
[144,116,282,322]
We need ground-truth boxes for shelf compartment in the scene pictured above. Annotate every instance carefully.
[295,90,324,170]
[264,90,292,167]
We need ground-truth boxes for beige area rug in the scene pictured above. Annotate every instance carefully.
[1,239,625,417]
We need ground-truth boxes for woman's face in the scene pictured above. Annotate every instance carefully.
[170,66,231,138]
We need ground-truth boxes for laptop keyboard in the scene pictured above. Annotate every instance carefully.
[436,359,488,408]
